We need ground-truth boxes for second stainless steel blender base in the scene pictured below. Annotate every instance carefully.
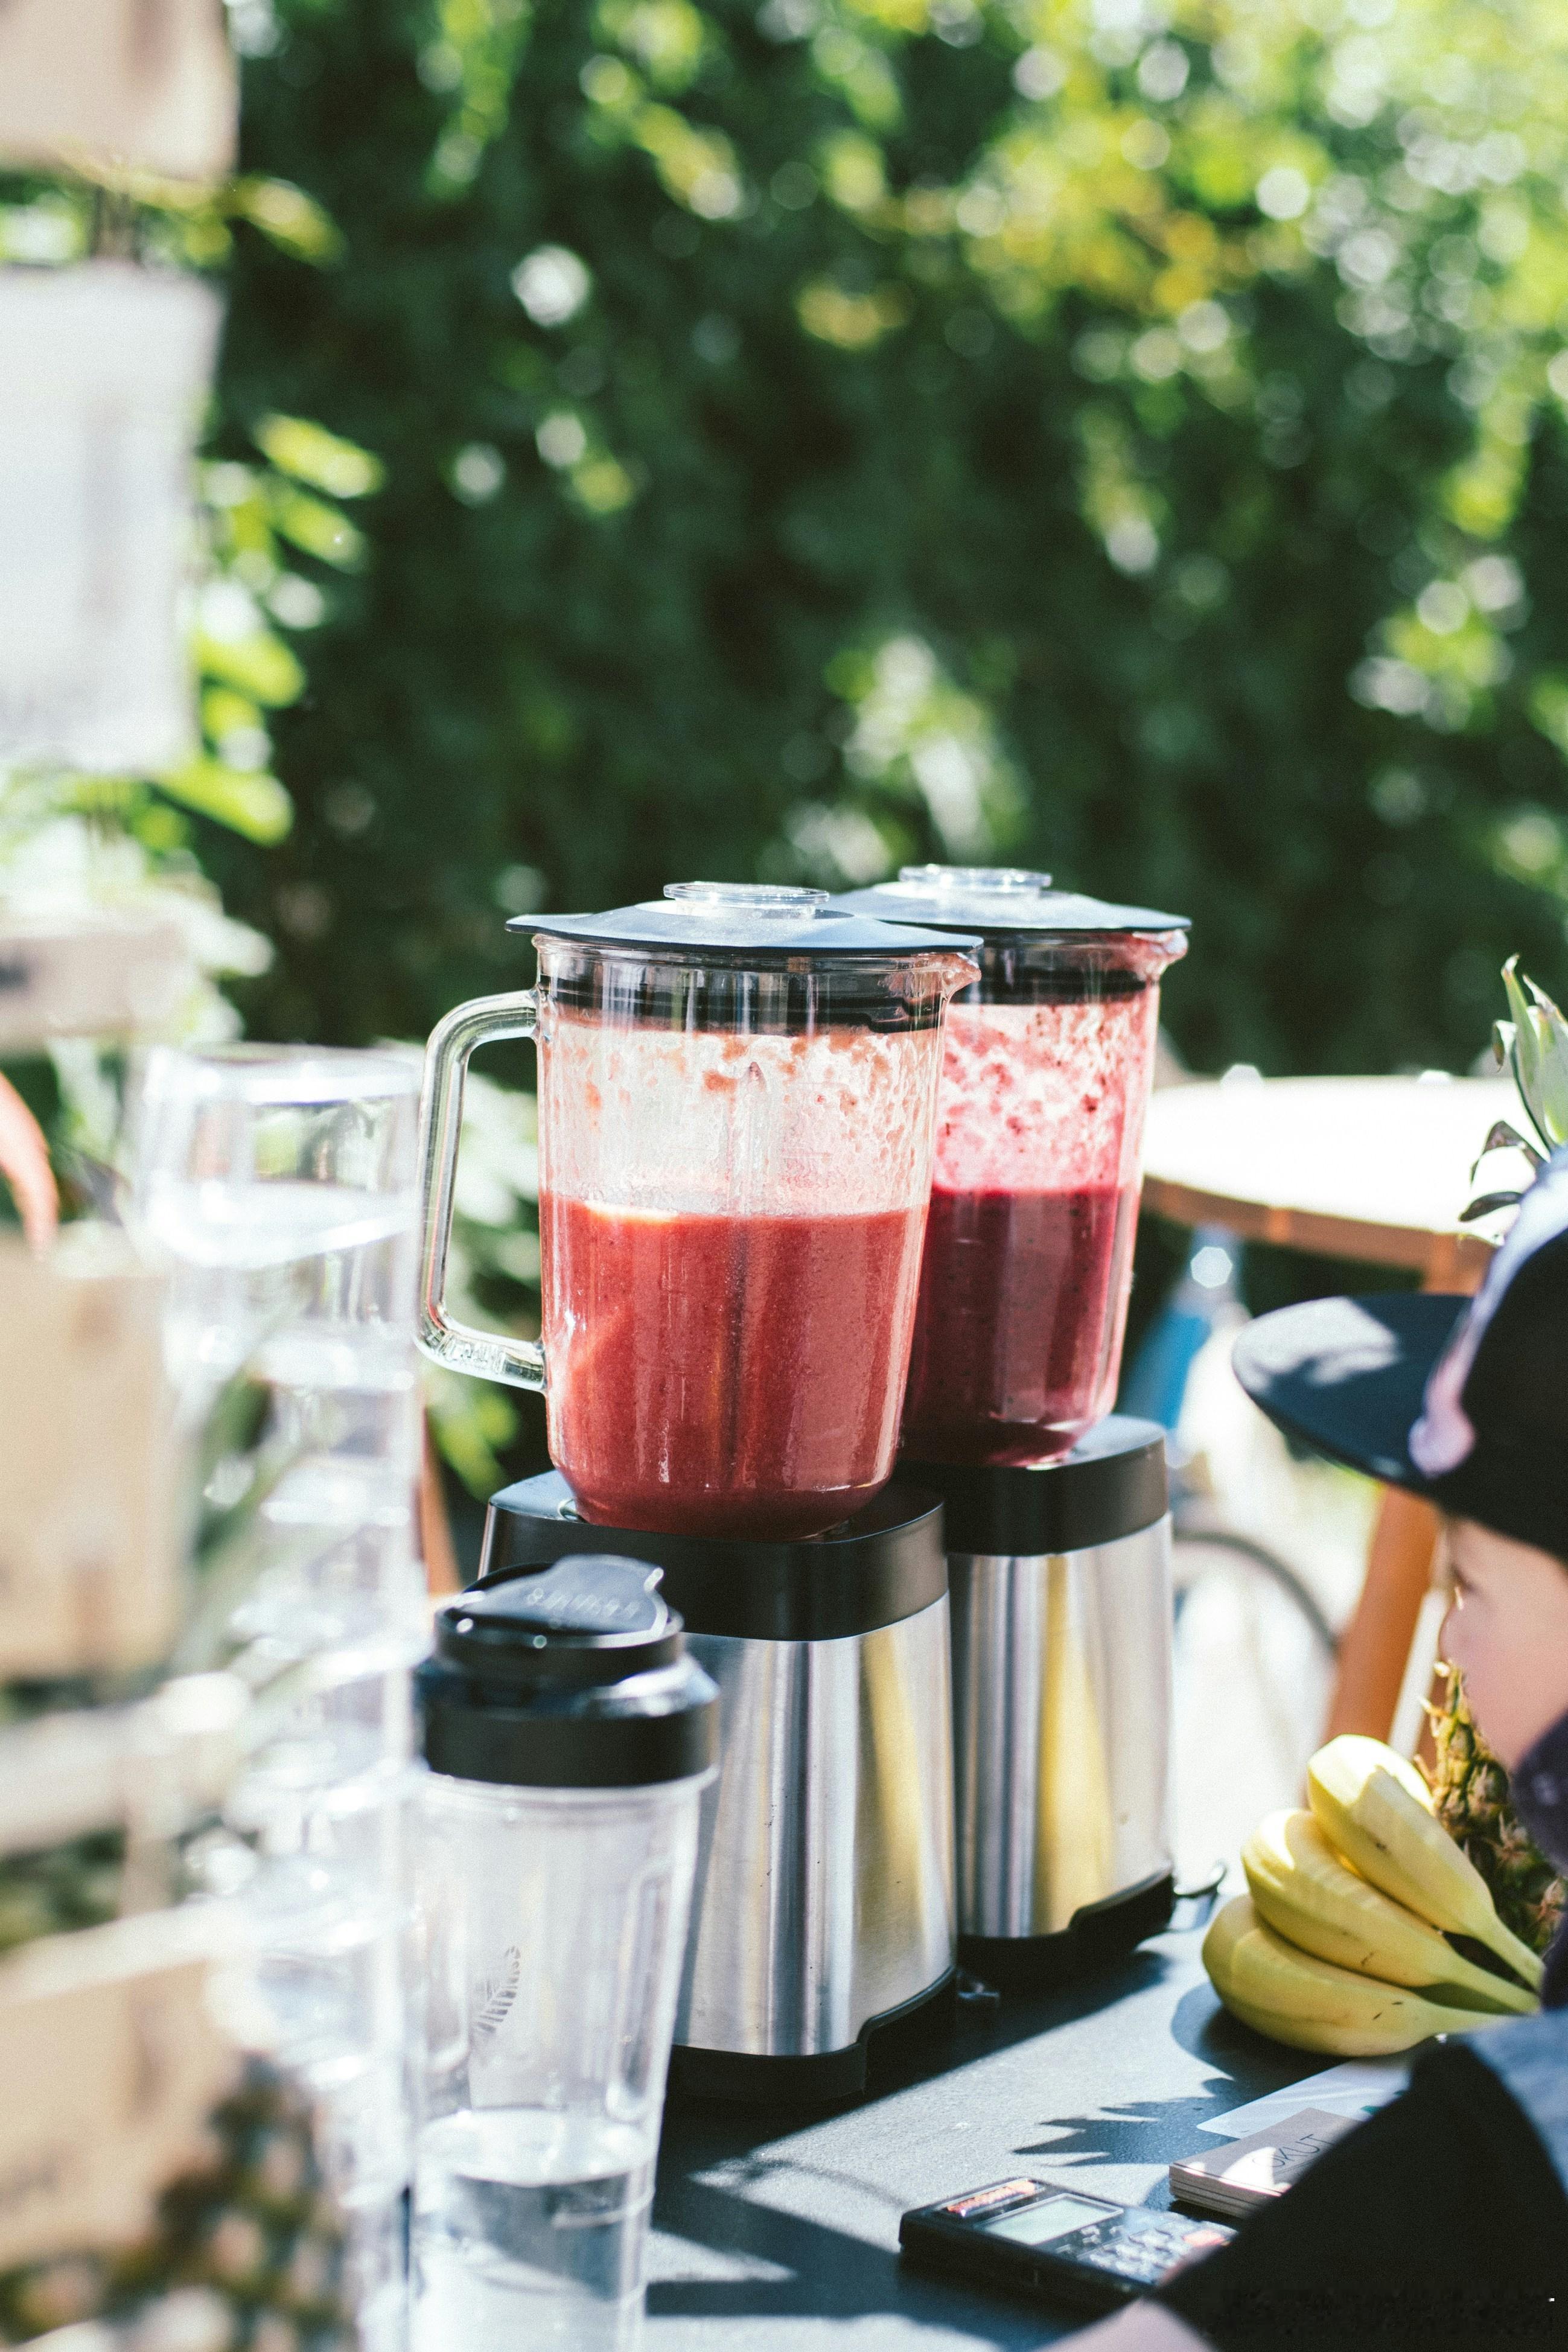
[958,1870,1175,1993]
[949,1516,1176,1987]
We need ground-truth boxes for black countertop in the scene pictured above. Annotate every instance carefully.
[648,1913,1316,2348]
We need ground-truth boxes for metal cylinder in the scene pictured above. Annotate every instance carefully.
[910,1418,1176,1983]
[949,1520,1174,1945]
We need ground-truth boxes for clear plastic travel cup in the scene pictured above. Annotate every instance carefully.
[417,884,977,1538]
[412,1558,718,2352]
[836,869,1188,1465]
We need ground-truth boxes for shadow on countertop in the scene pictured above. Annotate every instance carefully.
[649,1930,1314,2345]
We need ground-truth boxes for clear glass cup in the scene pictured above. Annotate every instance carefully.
[129,1042,425,1640]
[130,1042,420,1387]
[418,884,976,1539]
[412,1771,708,2352]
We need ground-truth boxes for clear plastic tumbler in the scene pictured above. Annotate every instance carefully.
[412,1557,718,2352]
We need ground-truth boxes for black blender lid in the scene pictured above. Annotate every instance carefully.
[906,1417,1168,1554]
[479,1471,948,1642]
[509,880,981,959]
[417,1554,718,1789]
[835,866,1188,939]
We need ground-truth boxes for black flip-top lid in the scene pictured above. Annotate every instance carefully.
[479,1473,947,1642]
[908,1417,1168,1555]
[417,1554,718,1788]
[509,879,981,960]
[835,865,1188,939]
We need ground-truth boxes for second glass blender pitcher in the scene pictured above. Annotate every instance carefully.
[418,884,978,1540]
[836,868,1188,1466]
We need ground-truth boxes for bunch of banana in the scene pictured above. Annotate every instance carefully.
[1203,1735,1543,2056]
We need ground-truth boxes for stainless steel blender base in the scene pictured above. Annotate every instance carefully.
[669,1596,957,2102]
[477,1474,959,2106]
[668,1970,957,2104]
[949,1511,1176,1985]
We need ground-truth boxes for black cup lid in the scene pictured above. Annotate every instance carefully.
[834,867,1188,940]
[418,1554,718,1789]
[906,1417,1168,1554]
[511,880,981,959]
[434,1556,683,1686]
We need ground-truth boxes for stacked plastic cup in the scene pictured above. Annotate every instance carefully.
[132,1043,427,2352]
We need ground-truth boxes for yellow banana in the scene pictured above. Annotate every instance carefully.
[1202,1894,1505,2056]
[1307,1736,1543,1993]
[1243,1809,1536,2016]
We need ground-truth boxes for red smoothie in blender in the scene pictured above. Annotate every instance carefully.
[540,1193,927,1538]
[899,989,1159,1465]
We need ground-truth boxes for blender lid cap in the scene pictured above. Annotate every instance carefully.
[510,881,982,958]
[833,867,1190,938]
[418,1557,719,1789]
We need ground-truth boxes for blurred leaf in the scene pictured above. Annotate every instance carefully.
[194,628,306,706]
[254,413,384,499]
[229,174,343,262]
[269,483,368,568]
[155,757,295,844]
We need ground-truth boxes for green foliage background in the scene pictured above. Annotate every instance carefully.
[203,0,1568,1092]
[3,0,1566,1495]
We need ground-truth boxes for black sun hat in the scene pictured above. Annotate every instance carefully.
[1232,1149,1568,1561]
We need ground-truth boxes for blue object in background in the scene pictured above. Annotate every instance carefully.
[1120,1226,1243,1432]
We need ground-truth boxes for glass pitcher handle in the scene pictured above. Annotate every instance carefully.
[417,989,546,1390]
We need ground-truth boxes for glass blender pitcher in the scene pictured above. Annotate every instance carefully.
[418,884,978,1540]
[835,869,1187,1465]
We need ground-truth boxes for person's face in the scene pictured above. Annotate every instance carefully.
[1438,1517,1568,1768]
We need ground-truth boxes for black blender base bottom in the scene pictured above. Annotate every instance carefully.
[667,1968,957,2107]
[960,1873,1175,1995]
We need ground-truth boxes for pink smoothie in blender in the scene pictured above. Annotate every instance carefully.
[540,1194,926,1538]
[835,871,1187,1465]
[417,884,977,1541]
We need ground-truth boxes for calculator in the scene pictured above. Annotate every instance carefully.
[899,2176,1235,2316]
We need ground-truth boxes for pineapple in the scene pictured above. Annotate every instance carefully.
[1425,1663,1567,1958]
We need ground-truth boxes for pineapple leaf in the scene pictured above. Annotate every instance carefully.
[1470,1119,1544,1180]
[1525,981,1568,1143]
[1523,970,1568,1023]
[1503,958,1543,1104]
[1526,1005,1561,1118]
[1500,961,1555,1152]
[1459,1188,1525,1223]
